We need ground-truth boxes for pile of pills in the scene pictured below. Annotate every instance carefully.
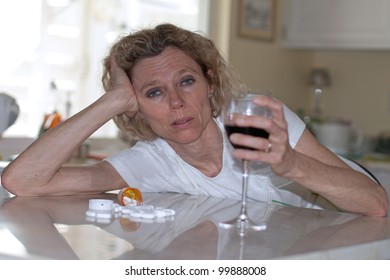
[85,199,175,224]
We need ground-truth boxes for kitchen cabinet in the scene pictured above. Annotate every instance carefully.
[282,0,390,50]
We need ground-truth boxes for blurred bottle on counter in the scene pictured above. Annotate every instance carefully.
[38,111,62,136]
[38,81,63,136]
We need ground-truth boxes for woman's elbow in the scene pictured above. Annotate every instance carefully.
[1,169,17,195]
[1,168,31,196]
[371,187,389,218]
[371,204,388,218]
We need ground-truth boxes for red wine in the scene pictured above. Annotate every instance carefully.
[225,125,269,150]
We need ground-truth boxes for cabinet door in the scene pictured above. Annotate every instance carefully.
[282,0,390,49]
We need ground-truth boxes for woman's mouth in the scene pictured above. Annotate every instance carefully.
[171,117,193,129]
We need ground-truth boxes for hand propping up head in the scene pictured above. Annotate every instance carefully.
[105,56,139,118]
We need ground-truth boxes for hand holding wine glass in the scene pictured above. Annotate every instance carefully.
[220,92,272,235]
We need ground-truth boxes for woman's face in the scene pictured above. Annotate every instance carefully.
[131,47,213,146]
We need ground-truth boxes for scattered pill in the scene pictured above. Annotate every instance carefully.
[85,199,175,224]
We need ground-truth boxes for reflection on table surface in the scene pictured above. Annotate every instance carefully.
[0,188,389,260]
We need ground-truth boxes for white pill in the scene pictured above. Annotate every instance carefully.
[138,205,154,211]
[85,210,97,217]
[121,206,136,214]
[164,209,175,216]
[154,209,167,217]
[140,211,155,219]
[130,211,142,218]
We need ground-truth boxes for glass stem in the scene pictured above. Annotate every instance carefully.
[239,159,249,222]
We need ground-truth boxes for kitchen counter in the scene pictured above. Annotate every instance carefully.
[0,186,389,260]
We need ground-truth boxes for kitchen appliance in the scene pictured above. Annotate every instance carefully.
[311,118,363,156]
[0,93,19,134]
[308,67,331,119]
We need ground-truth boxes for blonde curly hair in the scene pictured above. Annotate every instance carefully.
[102,23,245,144]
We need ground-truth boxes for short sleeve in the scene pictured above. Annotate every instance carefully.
[283,104,306,149]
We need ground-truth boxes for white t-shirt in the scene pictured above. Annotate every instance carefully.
[105,105,337,210]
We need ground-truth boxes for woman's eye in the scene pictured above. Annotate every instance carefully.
[146,89,161,98]
[181,77,195,86]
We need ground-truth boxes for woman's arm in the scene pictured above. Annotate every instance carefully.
[230,95,388,217]
[1,58,137,196]
[290,129,388,217]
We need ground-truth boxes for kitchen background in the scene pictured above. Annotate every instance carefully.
[1,0,389,161]
[1,0,390,260]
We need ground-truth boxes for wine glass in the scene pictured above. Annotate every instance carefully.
[220,92,271,236]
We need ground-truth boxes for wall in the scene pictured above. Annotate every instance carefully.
[224,0,389,137]
[227,0,313,114]
[313,51,390,135]
[208,0,232,59]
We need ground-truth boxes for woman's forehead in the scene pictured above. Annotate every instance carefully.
[137,47,197,68]
[132,47,203,83]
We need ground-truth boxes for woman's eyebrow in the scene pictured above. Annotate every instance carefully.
[139,66,200,92]
[140,79,160,93]
[172,67,201,81]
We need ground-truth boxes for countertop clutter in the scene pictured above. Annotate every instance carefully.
[0,186,389,260]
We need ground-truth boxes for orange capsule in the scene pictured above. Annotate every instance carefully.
[118,187,143,206]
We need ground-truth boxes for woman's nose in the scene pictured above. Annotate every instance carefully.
[169,90,185,110]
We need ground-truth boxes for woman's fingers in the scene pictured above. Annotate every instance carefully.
[108,56,139,115]
[229,95,291,166]
[252,95,287,129]
[109,56,131,89]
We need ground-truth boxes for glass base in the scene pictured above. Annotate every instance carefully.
[219,217,267,236]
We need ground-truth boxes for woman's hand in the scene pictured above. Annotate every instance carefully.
[229,95,296,177]
[229,95,388,217]
[107,56,139,117]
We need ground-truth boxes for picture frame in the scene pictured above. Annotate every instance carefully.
[238,0,276,41]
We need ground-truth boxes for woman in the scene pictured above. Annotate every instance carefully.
[1,24,387,217]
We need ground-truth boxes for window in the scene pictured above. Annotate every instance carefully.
[1,0,209,137]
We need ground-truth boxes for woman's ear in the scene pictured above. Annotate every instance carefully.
[206,69,215,93]
[207,69,214,80]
